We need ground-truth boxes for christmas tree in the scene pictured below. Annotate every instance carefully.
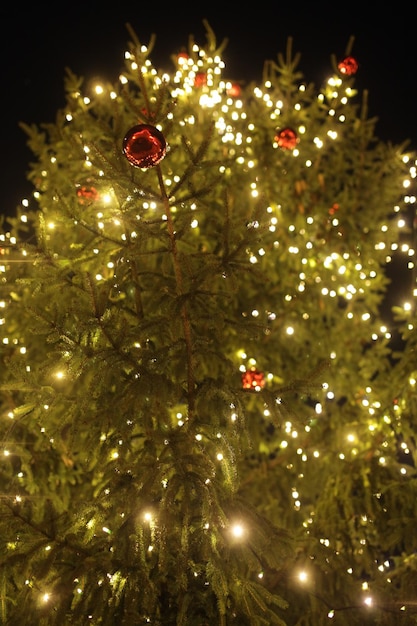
[1,21,417,625]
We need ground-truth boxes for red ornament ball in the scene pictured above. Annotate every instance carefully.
[328,202,340,215]
[194,72,207,88]
[275,127,299,150]
[338,56,358,76]
[76,185,99,204]
[177,51,189,64]
[241,368,265,390]
[226,83,242,98]
[122,124,166,168]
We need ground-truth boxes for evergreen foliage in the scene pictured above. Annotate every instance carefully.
[1,21,417,625]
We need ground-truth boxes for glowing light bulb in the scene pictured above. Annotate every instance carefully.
[231,523,245,538]
[298,570,308,582]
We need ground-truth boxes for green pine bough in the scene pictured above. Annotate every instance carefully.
[1,20,417,626]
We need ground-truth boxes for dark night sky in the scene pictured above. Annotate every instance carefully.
[1,5,416,216]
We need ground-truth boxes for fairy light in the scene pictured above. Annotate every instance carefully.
[0,35,414,626]
[230,521,246,540]
[298,570,308,583]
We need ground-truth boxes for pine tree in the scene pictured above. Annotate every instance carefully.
[1,21,417,626]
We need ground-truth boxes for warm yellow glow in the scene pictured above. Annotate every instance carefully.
[298,570,308,583]
[231,523,245,538]
[0,36,414,626]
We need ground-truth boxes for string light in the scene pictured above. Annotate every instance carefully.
[0,31,415,625]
